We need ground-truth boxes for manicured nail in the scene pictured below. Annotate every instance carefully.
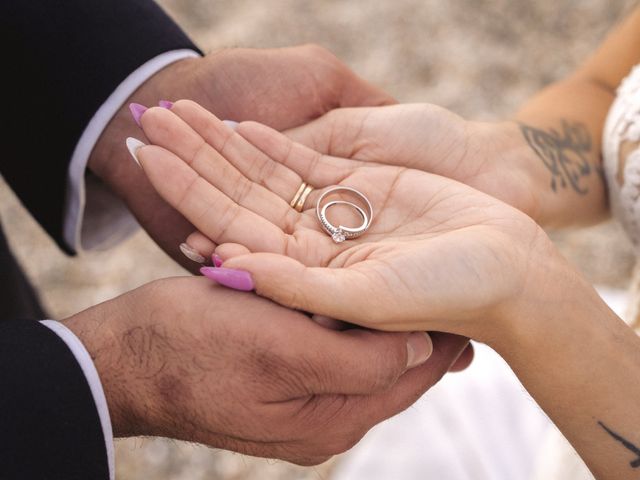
[406,332,433,369]
[212,254,223,267]
[223,120,239,130]
[180,243,205,263]
[125,137,146,167]
[200,266,254,291]
[159,100,174,109]
[129,103,147,126]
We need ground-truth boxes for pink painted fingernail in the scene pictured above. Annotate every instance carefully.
[212,254,223,267]
[129,103,147,126]
[159,100,174,109]
[200,267,254,291]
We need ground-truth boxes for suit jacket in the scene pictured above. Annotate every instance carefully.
[0,1,199,478]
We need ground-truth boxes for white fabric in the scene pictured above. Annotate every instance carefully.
[333,343,551,480]
[333,287,628,480]
[603,64,640,255]
[63,49,200,253]
[40,320,115,480]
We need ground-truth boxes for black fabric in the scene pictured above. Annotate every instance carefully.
[0,224,45,322]
[0,1,201,477]
[0,0,201,253]
[0,320,110,480]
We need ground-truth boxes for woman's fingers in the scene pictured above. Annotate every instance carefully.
[136,144,288,254]
[168,100,307,205]
[139,105,299,231]
[236,121,368,197]
[218,252,392,328]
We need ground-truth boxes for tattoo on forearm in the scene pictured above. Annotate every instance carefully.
[520,120,593,194]
[598,421,640,468]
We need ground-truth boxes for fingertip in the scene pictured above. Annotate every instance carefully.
[406,332,433,369]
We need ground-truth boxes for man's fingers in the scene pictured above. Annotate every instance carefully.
[449,342,475,372]
[292,332,466,450]
[351,333,469,425]
[338,72,397,109]
[136,145,288,253]
[288,326,433,396]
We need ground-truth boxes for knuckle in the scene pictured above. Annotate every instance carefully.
[361,334,406,391]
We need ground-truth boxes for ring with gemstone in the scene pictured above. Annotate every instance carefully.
[316,186,373,243]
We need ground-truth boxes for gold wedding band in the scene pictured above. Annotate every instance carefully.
[290,182,314,212]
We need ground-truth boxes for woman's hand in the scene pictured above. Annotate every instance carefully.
[285,102,609,228]
[285,104,544,222]
[132,101,560,344]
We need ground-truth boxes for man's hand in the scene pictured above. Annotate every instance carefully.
[88,46,393,270]
[63,277,467,465]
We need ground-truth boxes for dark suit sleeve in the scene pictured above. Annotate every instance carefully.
[0,0,201,253]
[0,320,110,480]
[0,2,202,478]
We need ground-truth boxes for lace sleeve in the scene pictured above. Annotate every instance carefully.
[602,65,640,330]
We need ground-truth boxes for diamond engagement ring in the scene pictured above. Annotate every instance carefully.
[316,186,373,243]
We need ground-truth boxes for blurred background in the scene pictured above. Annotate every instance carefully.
[0,0,637,478]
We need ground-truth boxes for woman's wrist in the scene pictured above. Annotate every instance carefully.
[467,120,548,223]
[482,228,584,352]
[476,118,608,228]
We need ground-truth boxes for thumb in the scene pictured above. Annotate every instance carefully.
[203,252,373,325]
[284,108,370,157]
[338,71,397,108]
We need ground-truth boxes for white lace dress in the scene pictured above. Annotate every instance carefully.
[604,64,640,332]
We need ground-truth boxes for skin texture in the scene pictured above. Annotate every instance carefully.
[73,44,473,462]
[135,100,640,479]
[64,278,462,466]
[88,45,394,272]
[134,101,547,339]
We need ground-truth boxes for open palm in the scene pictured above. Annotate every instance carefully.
[135,101,547,339]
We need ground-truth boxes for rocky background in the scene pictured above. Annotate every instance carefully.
[0,0,637,478]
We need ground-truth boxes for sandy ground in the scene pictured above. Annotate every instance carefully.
[0,0,637,478]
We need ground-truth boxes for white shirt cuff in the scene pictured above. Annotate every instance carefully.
[63,49,201,253]
[40,320,115,480]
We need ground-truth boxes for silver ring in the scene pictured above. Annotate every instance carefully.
[316,186,373,243]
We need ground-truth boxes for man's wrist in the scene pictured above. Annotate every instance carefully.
[88,56,203,187]
[62,292,142,438]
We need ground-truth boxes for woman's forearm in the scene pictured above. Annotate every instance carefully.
[506,6,640,228]
[511,76,614,227]
[494,263,640,479]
